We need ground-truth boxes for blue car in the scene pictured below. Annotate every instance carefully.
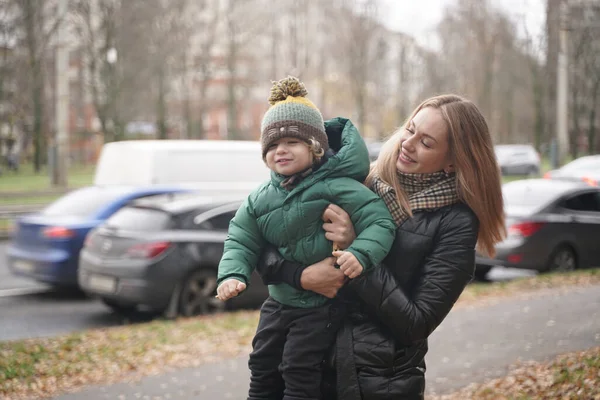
[7,185,191,287]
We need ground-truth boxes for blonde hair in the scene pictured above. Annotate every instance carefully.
[307,137,325,163]
[366,94,506,257]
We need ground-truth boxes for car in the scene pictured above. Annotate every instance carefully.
[544,155,600,186]
[494,144,541,176]
[94,139,269,191]
[476,179,600,274]
[78,195,268,316]
[6,186,190,287]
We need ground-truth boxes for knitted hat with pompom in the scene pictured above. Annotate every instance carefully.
[260,76,328,158]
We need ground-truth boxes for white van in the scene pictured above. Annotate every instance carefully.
[94,140,271,198]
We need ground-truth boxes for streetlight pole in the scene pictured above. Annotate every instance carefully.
[54,0,69,187]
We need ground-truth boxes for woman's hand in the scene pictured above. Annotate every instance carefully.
[322,204,356,249]
[300,257,346,298]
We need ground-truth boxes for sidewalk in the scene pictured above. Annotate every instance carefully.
[55,285,600,399]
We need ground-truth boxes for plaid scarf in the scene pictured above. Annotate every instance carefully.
[371,170,459,226]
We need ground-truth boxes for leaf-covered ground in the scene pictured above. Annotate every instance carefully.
[431,346,600,400]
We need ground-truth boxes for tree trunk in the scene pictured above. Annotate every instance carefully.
[109,62,120,142]
[356,85,366,136]
[396,44,407,127]
[197,71,210,140]
[181,50,192,139]
[545,0,560,146]
[570,88,581,159]
[588,90,598,154]
[533,68,545,151]
[24,0,43,172]
[270,17,278,80]
[157,68,167,139]
[32,69,43,172]
[289,0,298,72]
[226,2,238,140]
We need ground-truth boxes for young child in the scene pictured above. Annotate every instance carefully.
[216,76,396,400]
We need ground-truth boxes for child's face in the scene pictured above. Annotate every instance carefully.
[265,138,313,176]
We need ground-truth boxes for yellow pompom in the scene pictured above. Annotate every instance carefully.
[268,76,308,105]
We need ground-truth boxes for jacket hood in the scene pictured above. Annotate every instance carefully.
[270,117,370,189]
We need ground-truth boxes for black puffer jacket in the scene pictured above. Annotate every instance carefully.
[333,202,479,400]
[257,202,479,399]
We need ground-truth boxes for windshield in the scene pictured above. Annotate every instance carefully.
[105,207,172,231]
[494,145,535,160]
[42,187,130,218]
[502,181,566,214]
[560,157,600,173]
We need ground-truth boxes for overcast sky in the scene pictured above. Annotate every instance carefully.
[379,0,546,49]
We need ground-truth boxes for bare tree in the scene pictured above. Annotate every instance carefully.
[546,0,561,150]
[520,16,547,151]
[567,13,589,158]
[223,0,271,139]
[14,0,64,171]
[73,0,121,142]
[186,0,221,139]
[0,0,18,150]
[431,0,539,144]
[569,3,600,154]
[335,0,383,136]
[435,0,502,120]
[225,0,239,139]
[145,0,189,139]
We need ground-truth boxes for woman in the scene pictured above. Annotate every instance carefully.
[257,94,506,399]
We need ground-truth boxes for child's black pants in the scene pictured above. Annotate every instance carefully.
[247,296,341,400]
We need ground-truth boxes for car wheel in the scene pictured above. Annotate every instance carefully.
[101,298,137,314]
[545,245,577,273]
[179,269,225,317]
[474,265,492,281]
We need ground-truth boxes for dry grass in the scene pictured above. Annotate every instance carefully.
[0,311,258,400]
[430,346,600,400]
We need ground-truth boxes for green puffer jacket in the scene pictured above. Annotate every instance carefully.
[217,117,396,308]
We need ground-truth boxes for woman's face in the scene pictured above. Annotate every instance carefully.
[396,107,453,174]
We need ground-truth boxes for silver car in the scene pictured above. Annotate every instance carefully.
[495,144,541,176]
[544,155,600,187]
[476,179,600,275]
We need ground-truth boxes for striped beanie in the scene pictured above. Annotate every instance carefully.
[260,76,328,158]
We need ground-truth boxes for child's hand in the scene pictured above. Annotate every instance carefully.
[216,279,247,301]
[332,250,363,279]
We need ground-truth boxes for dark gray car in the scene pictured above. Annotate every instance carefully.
[78,195,268,316]
[476,179,600,274]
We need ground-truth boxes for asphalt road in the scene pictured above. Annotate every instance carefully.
[0,240,535,342]
[0,241,156,342]
[54,284,600,399]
